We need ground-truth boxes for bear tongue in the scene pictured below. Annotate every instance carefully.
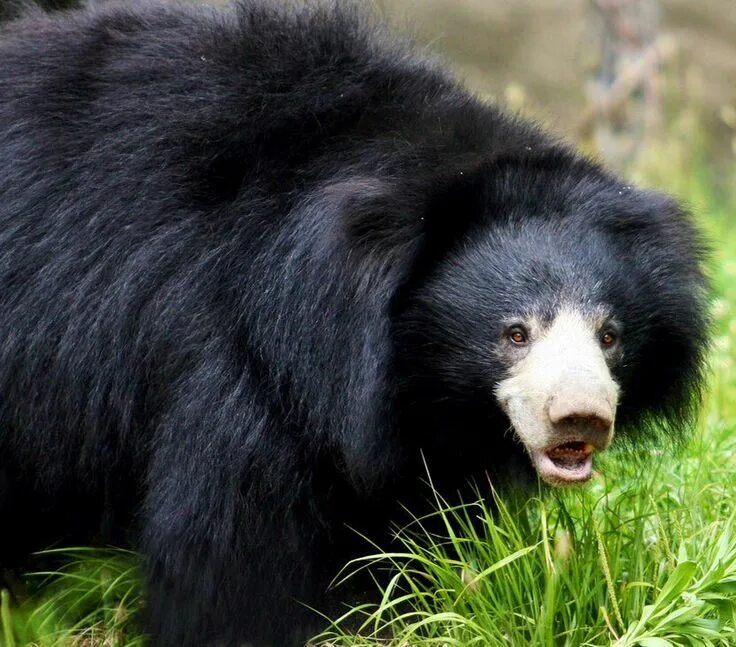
[531,442,594,485]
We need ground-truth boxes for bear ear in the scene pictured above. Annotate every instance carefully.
[337,159,491,267]
[601,191,711,443]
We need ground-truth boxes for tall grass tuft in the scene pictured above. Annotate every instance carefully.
[1,548,144,646]
[311,438,736,646]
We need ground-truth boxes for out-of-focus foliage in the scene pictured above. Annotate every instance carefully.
[378,0,736,168]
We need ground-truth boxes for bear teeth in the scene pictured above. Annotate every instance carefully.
[546,442,593,469]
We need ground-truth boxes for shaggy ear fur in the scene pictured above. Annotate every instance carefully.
[597,192,710,442]
[469,152,711,443]
[315,164,500,486]
[306,168,488,488]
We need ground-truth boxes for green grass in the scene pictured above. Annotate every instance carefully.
[312,430,736,646]
[2,118,735,646]
[1,549,143,646]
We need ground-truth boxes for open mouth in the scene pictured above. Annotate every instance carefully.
[531,441,595,485]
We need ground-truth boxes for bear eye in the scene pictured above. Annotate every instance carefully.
[601,330,617,347]
[508,326,528,345]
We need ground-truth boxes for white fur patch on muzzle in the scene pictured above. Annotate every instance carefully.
[495,308,620,485]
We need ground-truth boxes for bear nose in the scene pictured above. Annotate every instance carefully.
[547,395,614,435]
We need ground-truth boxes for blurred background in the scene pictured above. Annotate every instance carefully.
[378,0,736,175]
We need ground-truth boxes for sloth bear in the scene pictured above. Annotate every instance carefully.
[0,1,708,646]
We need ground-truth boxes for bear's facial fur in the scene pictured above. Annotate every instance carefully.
[494,307,620,485]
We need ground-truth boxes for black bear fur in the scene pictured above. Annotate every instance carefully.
[0,1,708,645]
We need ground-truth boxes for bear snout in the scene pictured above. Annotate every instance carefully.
[546,388,615,448]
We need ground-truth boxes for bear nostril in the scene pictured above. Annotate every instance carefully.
[555,413,612,433]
